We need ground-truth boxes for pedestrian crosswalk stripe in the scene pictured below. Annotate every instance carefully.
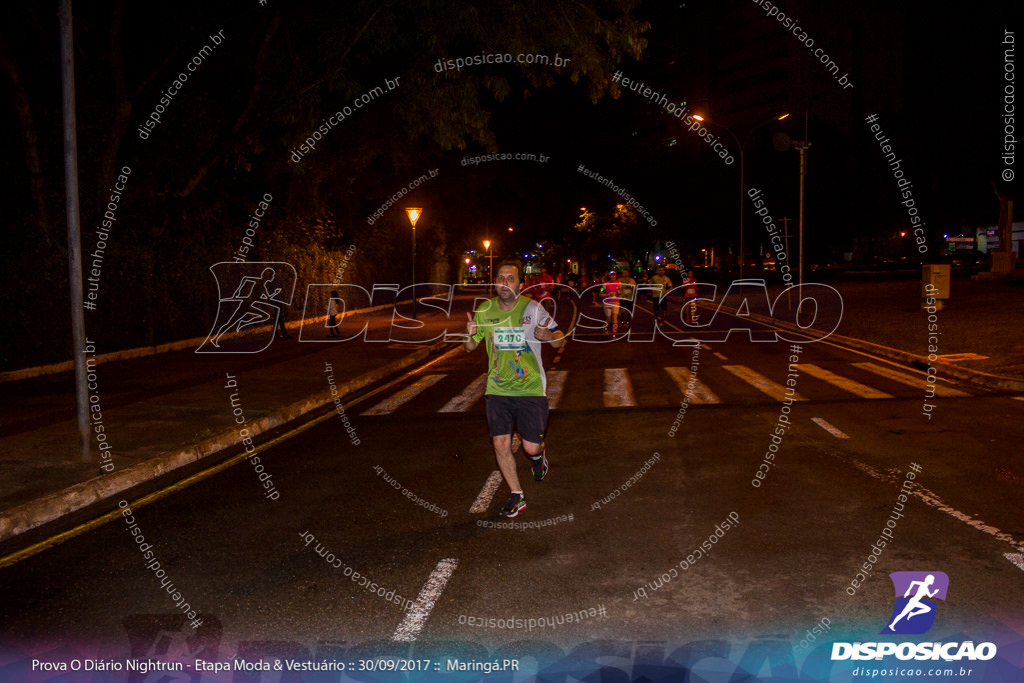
[382,361,975,417]
[812,417,850,439]
[797,364,893,399]
[604,368,636,407]
[547,370,568,409]
[723,365,806,401]
[665,366,721,404]
[362,375,446,415]
[392,558,459,642]
[439,373,488,413]
[851,362,970,397]
[469,471,503,513]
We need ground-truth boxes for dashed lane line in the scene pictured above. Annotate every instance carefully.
[392,558,459,642]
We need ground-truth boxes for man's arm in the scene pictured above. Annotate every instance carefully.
[550,329,566,349]
[535,321,566,349]
[464,312,480,352]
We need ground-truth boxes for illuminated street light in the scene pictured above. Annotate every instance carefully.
[406,208,421,319]
[692,112,789,279]
[483,239,493,280]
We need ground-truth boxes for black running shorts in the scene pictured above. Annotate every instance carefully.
[485,394,549,443]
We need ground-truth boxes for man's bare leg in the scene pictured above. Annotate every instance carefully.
[493,434,522,493]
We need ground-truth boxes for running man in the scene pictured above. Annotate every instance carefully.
[887,574,939,631]
[600,270,621,336]
[534,266,556,314]
[681,270,699,324]
[465,262,566,517]
[649,265,673,323]
[617,268,636,329]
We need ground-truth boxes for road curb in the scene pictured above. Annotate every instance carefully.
[0,340,452,543]
[0,299,416,384]
[712,304,1024,392]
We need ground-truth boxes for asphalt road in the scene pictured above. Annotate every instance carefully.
[1,296,1022,678]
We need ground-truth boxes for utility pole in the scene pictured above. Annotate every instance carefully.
[781,216,793,311]
[60,0,91,462]
[794,111,811,287]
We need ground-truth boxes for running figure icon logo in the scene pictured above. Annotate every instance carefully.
[881,571,949,635]
[197,262,296,353]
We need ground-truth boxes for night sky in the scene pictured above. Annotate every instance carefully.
[0,0,1018,362]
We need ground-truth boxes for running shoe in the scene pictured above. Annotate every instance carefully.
[531,452,549,481]
[499,492,527,518]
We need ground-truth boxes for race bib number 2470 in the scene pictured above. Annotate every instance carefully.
[493,326,525,351]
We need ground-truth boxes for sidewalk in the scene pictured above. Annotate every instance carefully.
[1,278,1021,549]
[0,305,464,546]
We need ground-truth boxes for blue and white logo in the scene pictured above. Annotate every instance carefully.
[881,571,949,635]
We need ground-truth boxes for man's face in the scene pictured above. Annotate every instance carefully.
[657,268,665,276]
[495,265,521,302]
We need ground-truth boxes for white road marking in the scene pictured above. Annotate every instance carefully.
[439,373,488,412]
[724,365,806,401]
[852,362,969,397]
[812,417,850,439]
[392,558,459,642]
[798,364,893,399]
[361,375,446,415]
[604,368,636,407]
[665,367,720,404]
[469,471,503,514]
[829,453,1024,557]
[1005,553,1024,572]
[547,370,568,409]
[913,484,1024,555]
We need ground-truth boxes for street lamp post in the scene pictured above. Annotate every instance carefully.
[406,208,421,319]
[693,112,788,279]
[484,239,492,280]
[794,140,810,286]
[793,112,811,287]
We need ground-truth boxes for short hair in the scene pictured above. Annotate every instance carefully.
[495,260,523,282]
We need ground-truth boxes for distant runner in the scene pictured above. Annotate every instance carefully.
[681,270,699,324]
[600,271,621,336]
[465,261,566,517]
[534,266,556,314]
[649,265,673,324]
